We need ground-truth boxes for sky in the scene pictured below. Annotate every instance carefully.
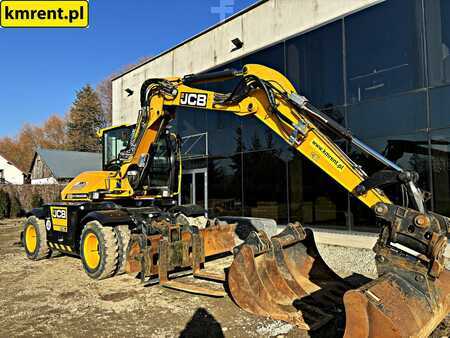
[0,0,258,137]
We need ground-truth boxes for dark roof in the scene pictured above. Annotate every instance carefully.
[111,0,268,81]
[34,149,102,178]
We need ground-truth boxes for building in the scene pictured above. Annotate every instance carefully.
[111,0,450,233]
[0,154,24,185]
[30,149,102,185]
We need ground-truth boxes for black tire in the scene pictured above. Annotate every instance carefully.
[23,216,51,260]
[80,221,118,280]
[114,225,131,275]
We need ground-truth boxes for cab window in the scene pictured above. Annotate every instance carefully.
[103,126,133,170]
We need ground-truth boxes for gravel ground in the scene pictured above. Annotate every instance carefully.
[318,243,450,277]
[316,244,377,278]
[1,218,448,337]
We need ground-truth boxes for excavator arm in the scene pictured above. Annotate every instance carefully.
[122,64,433,211]
[117,64,449,336]
[121,63,447,265]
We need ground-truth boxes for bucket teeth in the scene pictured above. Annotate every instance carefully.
[228,223,346,331]
[228,244,332,330]
[228,222,450,336]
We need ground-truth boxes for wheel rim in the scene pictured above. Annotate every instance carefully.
[84,233,100,270]
[25,225,37,253]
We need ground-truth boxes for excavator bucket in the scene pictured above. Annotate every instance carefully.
[342,251,450,338]
[228,222,450,336]
[228,223,351,331]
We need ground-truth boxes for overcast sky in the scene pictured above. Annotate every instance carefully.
[0,0,257,137]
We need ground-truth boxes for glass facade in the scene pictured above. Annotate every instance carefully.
[346,0,424,103]
[426,0,450,86]
[286,20,344,107]
[173,0,450,231]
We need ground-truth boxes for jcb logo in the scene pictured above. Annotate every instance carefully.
[180,92,207,107]
[52,209,66,219]
[50,206,68,232]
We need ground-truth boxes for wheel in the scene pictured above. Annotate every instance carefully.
[23,216,51,260]
[80,221,118,280]
[114,225,131,275]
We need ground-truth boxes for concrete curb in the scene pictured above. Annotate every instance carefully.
[310,228,450,258]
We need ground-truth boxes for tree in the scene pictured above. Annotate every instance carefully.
[0,114,67,172]
[0,137,23,170]
[95,56,152,127]
[66,85,105,152]
[41,115,67,149]
[96,75,113,125]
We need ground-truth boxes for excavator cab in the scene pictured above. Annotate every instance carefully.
[100,124,135,171]
[137,128,180,198]
[99,122,181,198]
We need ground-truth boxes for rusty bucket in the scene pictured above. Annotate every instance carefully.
[228,222,450,336]
[227,223,350,331]
[343,257,450,337]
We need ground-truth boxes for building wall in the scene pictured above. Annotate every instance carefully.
[112,0,450,231]
[112,0,383,125]
[30,154,55,184]
[0,155,23,185]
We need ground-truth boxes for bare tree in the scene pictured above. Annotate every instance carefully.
[0,114,67,171]
[96,56,152,126]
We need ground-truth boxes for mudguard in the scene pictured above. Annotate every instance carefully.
[80,209,132,226]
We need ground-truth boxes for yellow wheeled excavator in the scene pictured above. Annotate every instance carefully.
[22,64,449,337]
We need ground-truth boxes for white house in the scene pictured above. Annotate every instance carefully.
[0,154,24,185]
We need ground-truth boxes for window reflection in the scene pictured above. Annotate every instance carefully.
[175,107,207,158]
[286,20,344,107]
[347,92,427,140]
[348,92,429,230]
[176,107,207,137]
[430,129,450,216]
[240,42,285,74]
[349,133,431,230]
[288,155,348,227]
[426,0,450,86]
[241,116,287,155]
[430,85,450,129]
[207,111,242,156]
[204,61,245,157]
[208,156,243,217]
[243,151,288,223]
[346,0,424,103]
[169,0,450,232]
